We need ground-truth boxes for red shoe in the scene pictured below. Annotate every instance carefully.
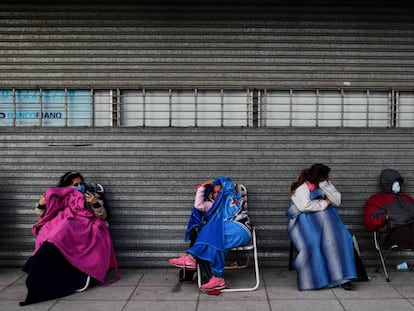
[200,276,226,292]
[168,254,196,270]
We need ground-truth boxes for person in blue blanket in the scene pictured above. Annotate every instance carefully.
[169,176,251,292]
[287,164,357,291]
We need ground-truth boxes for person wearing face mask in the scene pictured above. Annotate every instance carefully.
[20,171,119,306]
[364,169,414,249]
[35,171,107,221]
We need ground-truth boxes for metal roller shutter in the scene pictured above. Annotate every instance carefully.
[0,1,413,268]
[1,127,414,268]
[0,1,413,89]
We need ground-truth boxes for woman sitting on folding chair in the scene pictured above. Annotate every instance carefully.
[364,169,414,250]
[287,164,358,291]
[168,176,251,293]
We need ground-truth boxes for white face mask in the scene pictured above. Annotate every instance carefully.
[392,181,400,193]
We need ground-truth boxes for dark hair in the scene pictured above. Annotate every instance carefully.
[291,163,331,194]
[58,171,84,187]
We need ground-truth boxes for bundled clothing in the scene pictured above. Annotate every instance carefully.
[185,176,251,277]
[364,169,414,249]
[287,181,357,291]
[21,187,119,305]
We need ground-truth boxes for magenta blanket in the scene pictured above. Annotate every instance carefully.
[32,187,119,284]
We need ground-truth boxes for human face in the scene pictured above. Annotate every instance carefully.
[210,185,222,201]
[70,177,86,193]
[70,177,83,187]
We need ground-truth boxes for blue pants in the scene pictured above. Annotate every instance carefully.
[188,221,250,277]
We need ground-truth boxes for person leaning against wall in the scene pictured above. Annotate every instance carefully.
[35,171,108,220]
[20,171,119,306]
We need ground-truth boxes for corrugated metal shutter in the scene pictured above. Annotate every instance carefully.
[1,1,414,269]
[1,127,414,268]
[0,1,413,89]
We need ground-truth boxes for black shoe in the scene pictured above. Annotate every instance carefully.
[341,281,355,291]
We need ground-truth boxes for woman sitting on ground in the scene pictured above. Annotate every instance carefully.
[20,171,119,306]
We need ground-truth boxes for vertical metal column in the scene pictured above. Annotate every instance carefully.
[39,88,43,127]
[252,89,259,127]
[390,89,397,128]
[194,88,198,127]
[113,88,120,126]
[340,89,345,127]
[315,89,320,127]
[394,91,400,128]
[289,89,293,127]
[64,88,68,127]
[261,89,267,127]
[220,89,224,127]
[12,88,16,127]
[143,88,146,127]
[90,89,95,126]
[169,89,172,127]
[366,89,370,127]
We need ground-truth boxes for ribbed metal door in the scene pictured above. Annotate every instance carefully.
[1,127,414,268]
[0,1,414,268]
[0,1,413,89]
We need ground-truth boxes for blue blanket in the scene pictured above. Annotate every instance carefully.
[185,176,240,241]
[287,189,356,290]
[185,176,250,277]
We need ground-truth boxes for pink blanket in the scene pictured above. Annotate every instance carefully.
[32,187,119,284]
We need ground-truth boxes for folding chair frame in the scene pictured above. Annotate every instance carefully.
[197,226,260,292]
[374,231,392,282]
[374,231,414,282]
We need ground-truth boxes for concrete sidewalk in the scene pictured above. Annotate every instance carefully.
[1,266,414,311]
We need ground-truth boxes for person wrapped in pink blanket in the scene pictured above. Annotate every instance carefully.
[20,172,119,306]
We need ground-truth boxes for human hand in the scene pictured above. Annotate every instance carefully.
[84,191,98,204]
[201,179,214,187]
[326,198,332,206]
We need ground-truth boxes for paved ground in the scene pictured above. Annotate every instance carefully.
[1,266,414,311]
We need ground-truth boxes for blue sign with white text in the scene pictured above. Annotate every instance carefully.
[0,89,91,126]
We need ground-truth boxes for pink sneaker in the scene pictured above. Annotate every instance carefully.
[168,254,196,270]
[200,276,226,292]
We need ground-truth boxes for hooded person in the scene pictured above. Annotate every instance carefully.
[364,169,414,249]
[380,169,405,194]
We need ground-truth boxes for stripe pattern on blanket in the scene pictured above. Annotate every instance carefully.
[287,189,356,290]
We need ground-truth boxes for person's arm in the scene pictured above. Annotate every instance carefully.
[85,191,107,221]
[364,194,387,231]
[92,203,107,220]
[292,183,330,212]
[194,185,213,213]
[319,180,341,207]
[35,194,46,217]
